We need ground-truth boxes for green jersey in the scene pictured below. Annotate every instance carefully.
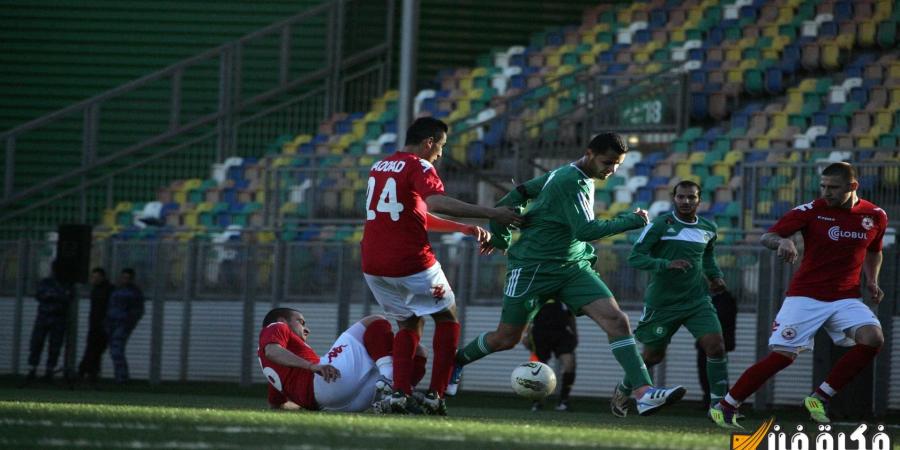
[628,212,724,311]
[490,164,647,266]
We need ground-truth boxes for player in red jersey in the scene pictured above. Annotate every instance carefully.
[711,162,887,428]
[259,308,430,412]
[361,117,523,414]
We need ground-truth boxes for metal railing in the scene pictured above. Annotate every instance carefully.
[0,239,896,412]
[0,0,394,235]
[741,155,900,229]
[440,68,687,197]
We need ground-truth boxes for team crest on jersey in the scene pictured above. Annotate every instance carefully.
[654,326,666,336]
[327,344,348,363]
[781,327,797,340]
[861,216,874,230]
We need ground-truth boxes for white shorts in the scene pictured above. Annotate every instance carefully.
[363,262,455,321]
[313,322,379,412]
[768,296,881,353]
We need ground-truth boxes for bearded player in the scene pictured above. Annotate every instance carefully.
[711,162,887,428]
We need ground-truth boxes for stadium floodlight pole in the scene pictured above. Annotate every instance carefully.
[396,0,419,139]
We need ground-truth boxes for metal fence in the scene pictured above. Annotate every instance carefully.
[1,238,896,412]
[0,0,395,236]
[742,156,900,229]
[439,68,687,201]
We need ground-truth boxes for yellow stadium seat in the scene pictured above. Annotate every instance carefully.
[857,137,875,148]
[727,69,744,83]
[725,48,742,62]
[797,79,817,92]
[675,162,692,178]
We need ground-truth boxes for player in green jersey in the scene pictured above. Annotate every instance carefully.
[610,180,731,418]
[449,133,686,416]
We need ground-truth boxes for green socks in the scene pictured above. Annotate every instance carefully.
[456,332,493,365]
[707,356,729,407]
[610,336,652,391]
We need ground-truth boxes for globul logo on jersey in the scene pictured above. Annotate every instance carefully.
[730,417,891,450]
[827,226,867,242]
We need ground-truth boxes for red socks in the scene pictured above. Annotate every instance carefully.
[412,354,427,387]
[362,319,393,361]
[392,329,420,395]
[725,352,794,406]
[817,344,881,399]
[428,321,461,397]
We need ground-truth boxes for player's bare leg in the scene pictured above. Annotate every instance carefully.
[581,297,685,416]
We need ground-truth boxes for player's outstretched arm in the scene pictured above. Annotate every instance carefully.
[425,195,523,227]
[426,213,492,248]
[569,208,649,242]
[264,344,341,382]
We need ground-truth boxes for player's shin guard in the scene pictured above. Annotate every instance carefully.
[392,329,420,395]
[456,332,494,366]
[412,354,427,387]
[706,356,729,407]
[429,321,460,397]
[609,336,652,391]
[817,344,880,399]
[364,319,394,380]
[725,352,793,406]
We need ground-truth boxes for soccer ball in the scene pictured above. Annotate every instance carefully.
[510,362,557,400]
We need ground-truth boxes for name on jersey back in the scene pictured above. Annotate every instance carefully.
[372,161,406,173]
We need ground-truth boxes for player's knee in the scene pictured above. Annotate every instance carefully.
[610,310,630,335]
[702,338,726,358]
[855,325,884,348]
[642,349,665,366]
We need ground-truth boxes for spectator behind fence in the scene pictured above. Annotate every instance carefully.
[105,268,145,384]
[27,260,75,381]
[695,286,738,407]
[78,267,114,382]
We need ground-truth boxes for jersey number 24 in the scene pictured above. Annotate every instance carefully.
[366,177,404,221]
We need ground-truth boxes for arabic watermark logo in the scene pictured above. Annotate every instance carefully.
[731,418,891,450]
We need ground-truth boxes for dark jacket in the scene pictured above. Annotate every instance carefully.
[35,277,74,316]
[89,280,114,326]
[107,284,145,321]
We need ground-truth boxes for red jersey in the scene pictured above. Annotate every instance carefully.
[257,322,321,409]
[769,198,888,301]
[361,151,445,277]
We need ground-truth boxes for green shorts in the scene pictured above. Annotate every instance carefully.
[634,300,722,350]
[499,260,613,325]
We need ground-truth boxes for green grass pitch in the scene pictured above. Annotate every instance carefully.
[0,377,896,449]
